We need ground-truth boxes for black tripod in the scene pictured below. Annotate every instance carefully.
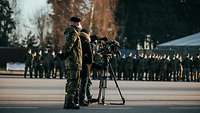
[96,54,125,105]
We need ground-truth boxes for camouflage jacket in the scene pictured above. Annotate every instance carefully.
[64,26,82,70]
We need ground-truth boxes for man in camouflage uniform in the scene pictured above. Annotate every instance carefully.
[64,16,82,109]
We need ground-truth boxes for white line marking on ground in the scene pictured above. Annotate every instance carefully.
[169,107,200,110]
[0,106,39,109]
[86,107,133,110]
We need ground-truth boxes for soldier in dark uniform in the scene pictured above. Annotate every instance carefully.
[43,49,53,79]
[49,50,55,78]
[43,49,49,78]
[171,55,178,81]
[179,55,184,81]
[148,55,155,81]
[24,49,33,78]
[117,56,122,80]
[175,55,182,81]
[54,49,65,79]
[110,54,118,80]
[32,51,37,78]
[126,53,133,80]
[79,29,93,106]
[172,54,181,81]
[64,16,82,109]
[196,55,200,82]
[144,55,149,81]
[155,55,161,81]
[133,55,138,81]
[192,55,199,81]
[160,55,166,81]
[118,55,126,80]
[38,50,44,78]
[33,50,43,78]
[166,56,173,81]
[182,54,192,82]
[138,54,146,81]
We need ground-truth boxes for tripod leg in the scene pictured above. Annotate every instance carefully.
[97,78,103,104]
[102,87,105,105]
[101,72,107,105]
[97,68,108,105]
[109,63,125,105]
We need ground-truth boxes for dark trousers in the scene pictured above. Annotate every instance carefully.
[24,64,32,78]
[79,64,90,102]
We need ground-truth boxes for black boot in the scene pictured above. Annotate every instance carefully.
[79,100,88,106]
[64,96,80,109]
[64,103,80,109]
[88,98,98,103]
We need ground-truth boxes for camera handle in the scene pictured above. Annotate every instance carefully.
[97,56,125,105]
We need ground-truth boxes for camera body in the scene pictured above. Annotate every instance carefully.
[97,40,120,56]
[92,39,120,70]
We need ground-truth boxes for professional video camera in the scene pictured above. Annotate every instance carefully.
[92,37,121,70]
[97,39,121,56]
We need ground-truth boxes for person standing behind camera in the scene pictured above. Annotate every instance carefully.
[79,29,93,106]
[63,16,82,109]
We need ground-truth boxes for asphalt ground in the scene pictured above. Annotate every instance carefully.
[0,75,200,113]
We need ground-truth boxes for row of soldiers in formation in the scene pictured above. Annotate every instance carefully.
[104,53,200,82]
[24,48,66,79]
[24,47,200,82]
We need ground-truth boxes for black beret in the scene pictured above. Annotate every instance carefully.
[70,16,81,22]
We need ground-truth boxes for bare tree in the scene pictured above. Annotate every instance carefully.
[48,0,119,47]
[8,0,22,47]
[47,0,84,47]
[29,5,53,47]
[90,0,118,39]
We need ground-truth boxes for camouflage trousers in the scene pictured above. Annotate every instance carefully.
[65,69,81,104]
